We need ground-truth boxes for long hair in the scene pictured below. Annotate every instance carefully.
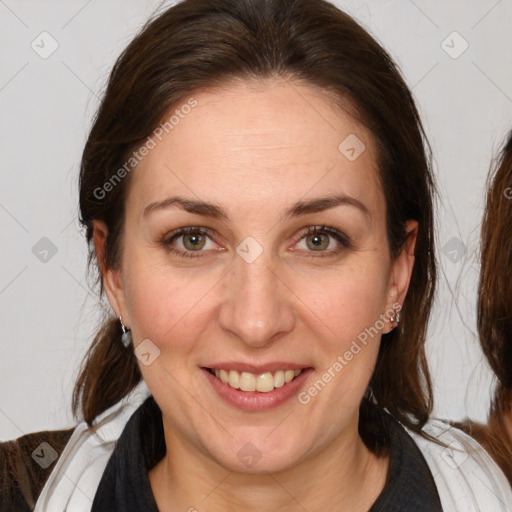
[478,131,512,399]
[475,131,512,482]
[73,0,437,451]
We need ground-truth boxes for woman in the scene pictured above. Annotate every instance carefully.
[2,0,511,510]
[453,131,512,484]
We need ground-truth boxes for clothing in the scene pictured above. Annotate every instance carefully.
[90,393,441,511]
[5,380,512,511]
[451,416,512,485]
[0,428,74,512]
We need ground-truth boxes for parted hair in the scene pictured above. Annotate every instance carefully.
[73,0,437,452]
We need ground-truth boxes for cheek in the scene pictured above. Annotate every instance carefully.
[296,259,389,343]
[121,250,222,350]
[294,261,389,401]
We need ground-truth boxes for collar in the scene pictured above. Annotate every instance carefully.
[91,396,442,511]
[91,395,163,511]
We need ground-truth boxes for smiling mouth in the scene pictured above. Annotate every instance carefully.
[205,368,307,393]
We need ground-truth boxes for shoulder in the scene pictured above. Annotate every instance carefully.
[33,381,151,512]
[0,427,75,512]
[405,418,512,511]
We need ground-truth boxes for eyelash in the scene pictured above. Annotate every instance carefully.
[160,225,352,259]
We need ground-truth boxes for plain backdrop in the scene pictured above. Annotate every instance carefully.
[1,0,512,440]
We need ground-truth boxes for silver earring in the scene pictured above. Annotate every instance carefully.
[366,386,377,405]
[119,316,132,347]
[396,309,401,324]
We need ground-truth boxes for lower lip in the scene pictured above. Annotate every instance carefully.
[201,367,314,411]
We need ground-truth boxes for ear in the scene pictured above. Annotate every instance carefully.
[383,220,418,333]
[92,220,129,324]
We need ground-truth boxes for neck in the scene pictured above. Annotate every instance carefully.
[149,418,389,512]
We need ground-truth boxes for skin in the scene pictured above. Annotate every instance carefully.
[93,78,418,511]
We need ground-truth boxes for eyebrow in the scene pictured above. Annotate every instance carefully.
[143,193,371,221]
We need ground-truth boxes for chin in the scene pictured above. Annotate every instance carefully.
[204,434,307,475]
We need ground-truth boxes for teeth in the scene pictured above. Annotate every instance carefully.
[274,370,285,388]
[285,370,295,383]
[255,372,274,392]
[210,368,304,392]
[239,372,256,392]
[228,370,240,389]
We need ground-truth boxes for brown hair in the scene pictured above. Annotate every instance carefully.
[475,130,512,481]
[73,0,437,449]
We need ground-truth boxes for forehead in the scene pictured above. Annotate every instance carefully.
[127,78,383,217]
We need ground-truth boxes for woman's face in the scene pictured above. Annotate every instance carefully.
[98,78,416,473]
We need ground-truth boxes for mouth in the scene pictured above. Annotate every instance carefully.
[199,361,315,412]
[204,367,307,393]
[201,365,314,411]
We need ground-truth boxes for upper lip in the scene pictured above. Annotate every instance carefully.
[203,362,312,374]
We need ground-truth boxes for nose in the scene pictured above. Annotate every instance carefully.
[217,246,295,349]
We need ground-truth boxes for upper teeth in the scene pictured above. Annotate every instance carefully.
[212,369,303,393]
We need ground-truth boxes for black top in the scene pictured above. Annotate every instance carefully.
[91,396,442,511]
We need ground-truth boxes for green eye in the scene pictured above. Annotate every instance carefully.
[295,226,352,256]
[305,232,330,251]
[161,225,351,260]
[162,227,217,258]
[182,232,207,251]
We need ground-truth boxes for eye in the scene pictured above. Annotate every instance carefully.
[292,225,352,257]
[161,227,220,258]
[160,225,352,260]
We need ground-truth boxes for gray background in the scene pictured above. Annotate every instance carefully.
[1,0,512,440]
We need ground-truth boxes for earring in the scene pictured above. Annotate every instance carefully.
[388,306,401,329]
[119,316,132,347]
[366,386,377,405]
